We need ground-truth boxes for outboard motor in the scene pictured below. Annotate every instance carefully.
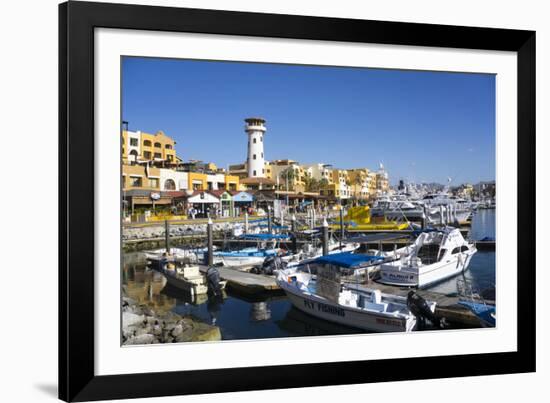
[251,255,285,275]
[206,266,222,297]
[407,290,446,329]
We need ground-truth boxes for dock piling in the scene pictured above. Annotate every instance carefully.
[322,217,329,256]
[339,208,344,249]
[207,217,213,266]
[244,212,249,233]
[291,214,297,253]
[267,205,273,234]
[164,220,170,254]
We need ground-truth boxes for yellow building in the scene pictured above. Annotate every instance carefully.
[122,130,177,165]
[347,168,371,200]
[122,164,161,191]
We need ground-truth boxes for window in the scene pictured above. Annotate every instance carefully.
[128,150,138,163]
[154,153,162,159]
[460,245,470,252]
[143,151,151,159]
[451,247,461,254]
[253,170,257,176]
[164,179,176,190]
[130,176,142,187]
[193,183,202,190]
[130,138,138,146]
[207,182,213,190]
[154,142,162,148]
[165,144,172,149]
[253,138,257,144]
[261,152,263,158]
[167,155,173,161]
[218,183,226,190]
[253,154,256,160]
[262,169,265,174]
[143,140,152,147]
[148,178,159,188]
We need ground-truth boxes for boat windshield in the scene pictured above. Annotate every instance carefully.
[416,244,442,264]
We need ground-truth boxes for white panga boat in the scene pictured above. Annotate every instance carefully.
[378,227,477,288]
[144,246,212,264]
[276,254,436,332]
[156,264,227,297]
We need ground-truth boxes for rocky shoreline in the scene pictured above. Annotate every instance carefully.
[122,286,221,345]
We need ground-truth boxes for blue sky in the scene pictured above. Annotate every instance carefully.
[122,57,495,185]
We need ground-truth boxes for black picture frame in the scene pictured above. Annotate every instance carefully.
[59,1,536,401]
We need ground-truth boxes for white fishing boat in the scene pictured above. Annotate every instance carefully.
[276,254,437,332]
[378,227,477,288]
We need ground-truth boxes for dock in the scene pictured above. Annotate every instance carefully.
[198,265,281,295]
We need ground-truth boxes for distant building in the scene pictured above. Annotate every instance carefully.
[122,130,177,166]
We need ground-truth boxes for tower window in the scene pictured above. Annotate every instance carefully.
[253,154,256,160]
[253,138,257,144]
[253,170,257,176]
[262,169,265,174]
[260,136,263,142]
[261,152,263,158]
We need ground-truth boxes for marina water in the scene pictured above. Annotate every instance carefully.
[122,209,495,340]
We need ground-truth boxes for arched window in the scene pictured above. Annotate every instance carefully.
[129,149,138,162]
[143,140,152,147]
[154,142,161,148]
[164,179,176,190]
[260,136,263,142]
[165,144,172,149]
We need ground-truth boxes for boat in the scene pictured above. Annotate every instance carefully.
[456,278,496,327]
[330,206,411,231]
[276,253,437,332]
[144,246,212,264]
[213,233,293,268]
[154,264,227,297]
[378,227,477,288]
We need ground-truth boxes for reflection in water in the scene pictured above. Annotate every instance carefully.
[250,302,271,322]
[122,210,496,341]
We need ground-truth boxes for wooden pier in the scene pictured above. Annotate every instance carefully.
[198,265,281,295]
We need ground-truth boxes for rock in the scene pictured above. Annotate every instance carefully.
[122,312,144,328]
[125,333,155,345]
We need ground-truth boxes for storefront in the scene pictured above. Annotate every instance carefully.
[181,191,221,218]
[210,190,234,217]
[231,191,254,216]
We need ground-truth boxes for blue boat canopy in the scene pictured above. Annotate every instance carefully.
[257,224,289,230]
[239,233,290,240]
[311,252,384,268]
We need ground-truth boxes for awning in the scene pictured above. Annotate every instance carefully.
[239,233,290,241]
[345,233,411,243]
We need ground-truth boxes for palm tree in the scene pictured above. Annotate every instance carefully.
[353,175,364,205]
[280,167,295,191]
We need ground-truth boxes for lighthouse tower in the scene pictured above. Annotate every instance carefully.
[245,117,266,178]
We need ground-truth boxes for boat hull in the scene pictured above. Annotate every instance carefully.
[280,283,416,332]
[378,249,476,288]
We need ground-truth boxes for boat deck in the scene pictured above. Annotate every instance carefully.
[348,280,494,327]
